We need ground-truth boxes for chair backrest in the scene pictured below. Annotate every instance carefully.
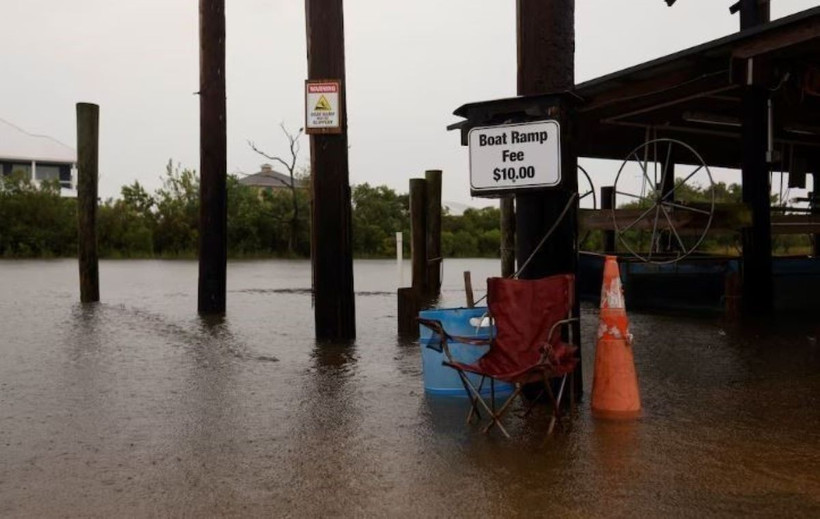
[478,274,574,375]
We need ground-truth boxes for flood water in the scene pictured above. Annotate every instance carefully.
[1,258,818,517]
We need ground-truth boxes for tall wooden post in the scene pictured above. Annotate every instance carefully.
[601,186,616,253]
[306,0,356,340]
[425,170,442,298]
[76,103,100,303]
[739,1,773,315]
[197,0,228,315]
[812,174,819,257]
[516,0,581,394]
[410,178,428,296]
[500,197,515,277]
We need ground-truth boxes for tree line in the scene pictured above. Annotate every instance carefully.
[0,161,503,259]
[1,163,809,259]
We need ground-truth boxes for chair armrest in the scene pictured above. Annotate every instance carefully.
[547,317,579,345]
[540,317,580,365]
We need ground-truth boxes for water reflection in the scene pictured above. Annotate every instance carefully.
[281,341,365,515]
[2,259,819,516]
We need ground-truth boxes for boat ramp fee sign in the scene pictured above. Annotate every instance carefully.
[305,79,342,134]
[468,120,561,195]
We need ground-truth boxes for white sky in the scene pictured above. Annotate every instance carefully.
[2,0,817,205]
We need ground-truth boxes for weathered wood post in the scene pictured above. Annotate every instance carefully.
[812,175,819,257]
[198,0,228,315]
[516,0,581,393]
[601,186,616,253]
[410,178,428,297]
[500,197,515,277]
[76,102,100,303]
[425,170,442,298]
[306,0,356,340]
[738,0,774,315]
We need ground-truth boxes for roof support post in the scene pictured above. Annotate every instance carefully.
[515,0,581,396]
[739,6,774,316]
[741,81,774,316]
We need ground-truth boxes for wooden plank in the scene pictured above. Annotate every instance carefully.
[580,204,752,233]
[733,18,820,59]
[580,208,820,234]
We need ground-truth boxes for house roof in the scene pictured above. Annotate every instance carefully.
[239,164,306,189]
[0,117,76,164]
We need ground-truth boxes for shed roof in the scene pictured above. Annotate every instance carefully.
[451,7,820,170]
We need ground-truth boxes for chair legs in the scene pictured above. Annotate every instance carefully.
[455,371,516,438]
[454,370,576,440]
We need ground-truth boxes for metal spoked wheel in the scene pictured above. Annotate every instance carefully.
[612,138,715,264]
[578,165,597,248]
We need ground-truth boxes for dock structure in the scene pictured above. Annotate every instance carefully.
[451,5,820,316]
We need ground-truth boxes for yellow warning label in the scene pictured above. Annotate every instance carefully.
[314,95,332,111]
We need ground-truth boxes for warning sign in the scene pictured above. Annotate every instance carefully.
[305,80,342,134]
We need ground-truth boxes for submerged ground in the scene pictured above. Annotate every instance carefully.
[1,259,818,517]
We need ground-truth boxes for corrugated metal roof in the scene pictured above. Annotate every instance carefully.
[0,118,76,164]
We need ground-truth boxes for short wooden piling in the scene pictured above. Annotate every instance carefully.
[76,102,100,303]
[500,196,515,277]
[425,170,442,298]
[410,178,428,296]
[601,186,616,253]
[397,287,420,338]
[463,271,475,308]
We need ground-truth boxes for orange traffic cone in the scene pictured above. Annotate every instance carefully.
[591,256,641,419]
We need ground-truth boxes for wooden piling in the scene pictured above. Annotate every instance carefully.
[500,197,515,277]
[197,0,228,315]
[739,4,773,316]
[397,287,420,338]
[601,186,616,253]
[425,170,442,298]
[306,0,356,340]
[410,178,428,296]
[463,271,475,308]
[516,0,581,396]
[812,175,819,257]
[76,103,99,303]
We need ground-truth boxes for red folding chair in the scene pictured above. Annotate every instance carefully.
[418,274,578,438]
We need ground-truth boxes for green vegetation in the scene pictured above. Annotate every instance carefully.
[2,164,812,259]
[0,162,503,259]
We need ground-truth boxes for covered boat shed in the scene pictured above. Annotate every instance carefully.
[451,6,820,315]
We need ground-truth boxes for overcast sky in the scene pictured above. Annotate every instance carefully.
[2,0,817,205]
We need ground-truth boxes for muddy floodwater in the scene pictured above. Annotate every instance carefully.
[1,259,818,517]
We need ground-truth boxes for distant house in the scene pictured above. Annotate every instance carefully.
[238,164,306,193]
[0,117,76,195]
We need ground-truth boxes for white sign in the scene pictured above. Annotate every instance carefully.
[468,120,561,194]
[305,80,342,134]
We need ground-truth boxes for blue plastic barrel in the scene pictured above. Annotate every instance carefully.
[419,307,514,397]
